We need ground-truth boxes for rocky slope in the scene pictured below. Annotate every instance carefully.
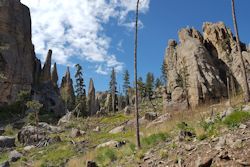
[164,22,250,110]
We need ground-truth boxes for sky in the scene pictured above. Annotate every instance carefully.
[20,0,250,93]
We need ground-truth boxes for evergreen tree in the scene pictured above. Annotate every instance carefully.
[74,64,87,116]
[145,72,155,99]
[161,60,167,85]
[155,78,163,89]
[109,68,118,112]
[123,70,130,105]
[138,77,146,98]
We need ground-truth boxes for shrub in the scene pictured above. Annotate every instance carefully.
[223,111,250,128]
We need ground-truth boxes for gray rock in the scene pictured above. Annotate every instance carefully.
[97,140,119,148]
[0,136,15,148]
[124,106,132,115]
[70,128,85,138]
[9,150,22,162]
[23,145,35,152]
[38,122,62,133]
[239,124,247,129]
[109,125,125,134]
[145,112,157,121]
[93,126,100,132]
[215,136,226,150]
[17,126,46,145]
[0,161,10,167]
[58,111,74,126]
[242,105,250,112]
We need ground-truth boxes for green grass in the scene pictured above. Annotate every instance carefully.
[95,147,117,166]
[0,152,8,164]
[3,124,15,136]
[141,132,169,148]
[223,111,250,128]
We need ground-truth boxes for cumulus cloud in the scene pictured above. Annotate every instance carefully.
[21,0,150,74]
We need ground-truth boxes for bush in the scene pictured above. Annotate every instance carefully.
[223,111,250,128]
[142,133,169,148]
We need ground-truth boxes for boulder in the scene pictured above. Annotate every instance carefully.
[97,140,119,149]
[70,128,85,138]
[124,106,132,115]
[38,122,62,133]
[23,145,35,152]
[145,112,157,121]
[109,125,125,134]
[58,111,74,126]
[9,150,22,162]
[17,126,46,145]
[0,136,15,148]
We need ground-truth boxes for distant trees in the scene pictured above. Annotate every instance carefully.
[155,78,163,89]
[231,0,250,102]
[74,64,87,116]
[123,70,130,105]
[145,72,155,99]
[109,68,118,112]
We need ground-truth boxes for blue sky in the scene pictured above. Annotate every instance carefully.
[21,0,250,92]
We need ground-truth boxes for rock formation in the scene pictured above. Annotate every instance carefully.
[0,0,38,105]
[0,0,65,116]
[164,22,250,110]
[60,67,75,110]
[87,78,97,116]
[51,63,58,88]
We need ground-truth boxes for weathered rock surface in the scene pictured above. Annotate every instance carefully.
[0,161,10,167]
[60,67,75,110]
[51,62,59,88]
[9,150,22,162]
[0,136,15,148]
[0,0,65,116]
[0,0,37,105]
[88,78,97,116]
[164,22,250,109]
[109,125,125,134]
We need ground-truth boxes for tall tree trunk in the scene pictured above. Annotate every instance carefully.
[134,0,141,149]
[231,0,250,102]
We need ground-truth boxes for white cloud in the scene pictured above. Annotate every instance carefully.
[21,0,150,75]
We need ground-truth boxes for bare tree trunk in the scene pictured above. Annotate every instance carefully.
[231,0,250,102]
[134,0,141,149]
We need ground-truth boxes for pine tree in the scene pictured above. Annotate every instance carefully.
[138,77,146,98]
[123,70,130,105]
[74,64,87,116]
[145,72,155,99]
[161,60,167,85]
[155,78,162,89]
[109,68,118,112]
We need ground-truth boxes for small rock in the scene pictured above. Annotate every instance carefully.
[196,156,213,167]
[124,106,132,115]
[185,144,195,151]
[0,161,10,167]
[145,112,157,121]
[0,136,15,148]
[97,140,119,148]
[87,161,98,167]
[9,150,22,162]
[237,159,250,166]
[24,145,35,151]
[93,126,100,132]
[215,136,226,150]
[109,125,125,134]
[242,105,250,112]
[239,124,247,129]
[70,128,84,138]
[0,128,5,135]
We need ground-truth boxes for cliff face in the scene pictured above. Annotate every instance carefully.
[0,0,65,116]
[164,22,250,110]
[0,0,38,105]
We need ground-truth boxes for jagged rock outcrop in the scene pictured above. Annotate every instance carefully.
[40,50,52,83]
[60,67,75,110]
[87,78,97,116]
[0,0,65,116]
[0,0,38,105]
[51,63,58,88]
[164,22,249,110]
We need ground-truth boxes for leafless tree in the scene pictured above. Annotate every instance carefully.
[231,0,250,102]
